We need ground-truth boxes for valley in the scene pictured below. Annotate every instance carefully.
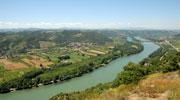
[0,30,179,100]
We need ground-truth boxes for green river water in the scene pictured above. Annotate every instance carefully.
[0,40,159,100]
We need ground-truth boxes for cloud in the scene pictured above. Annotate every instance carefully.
[0,21,132,29]
[1,21,178,29]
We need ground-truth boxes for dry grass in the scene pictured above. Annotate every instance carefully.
[97,85,134,100]
[0,55,53,70]
[131,45,138,49]
[94,71,180,100]
[0,59,28,70]
[39,41,56,49]
[79,50,97,56]
[128,72,180,100]
[50,71,180,100]
[87,50,106,55]
[22,55,53,68]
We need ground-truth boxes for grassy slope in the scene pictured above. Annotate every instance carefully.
[50,71,180,100]
[97,71,180,100]
[50,43,180,100]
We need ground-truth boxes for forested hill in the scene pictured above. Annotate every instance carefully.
[119,30,179,39]
[0,30,112,56]
[1,29,179,57]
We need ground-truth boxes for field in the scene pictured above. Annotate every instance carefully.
[169,35,180,51]
[0,39,118,85]
[0,38,118,71]
[170,39,180,51]
[0,43,115,84]
[1,30,144,94]
[0,55,54,70]
[0,67,36,83]
[0,59,28,70]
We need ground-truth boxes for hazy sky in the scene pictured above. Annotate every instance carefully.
[0,0,180,29]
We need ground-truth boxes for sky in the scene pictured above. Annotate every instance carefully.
[0,0,180,29]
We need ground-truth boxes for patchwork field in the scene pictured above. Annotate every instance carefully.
[169,35,180,52]
[0,59,28,70]
[22,55,53,68]
[0,43,112,71]
[0,55,53,70]
[170,40,180,51]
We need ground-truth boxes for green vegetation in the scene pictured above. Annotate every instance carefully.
[0,30,144,93]
[169,34,180,51]
[0,30,114,82]
[124,30,179,41]
[0,30,112,57]
[112,45,180,87]
[0,41,143,93]
[1,29,179,99]
[0,68,36,84]
[50,43,180,100]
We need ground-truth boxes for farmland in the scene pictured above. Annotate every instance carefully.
[0,30,146,93]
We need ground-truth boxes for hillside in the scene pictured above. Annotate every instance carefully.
[0,30,145,93]
[50,43,180,100]
[0,30,112,57]
[51,71,180,100]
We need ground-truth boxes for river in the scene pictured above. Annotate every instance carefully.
[0,40,159,100]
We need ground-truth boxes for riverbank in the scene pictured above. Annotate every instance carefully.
[51,43,180,100]
[0,41,143,93]
[0,40,159,100]
[51,71,180,100]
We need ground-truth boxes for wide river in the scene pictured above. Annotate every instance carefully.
[0,40,159,100]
